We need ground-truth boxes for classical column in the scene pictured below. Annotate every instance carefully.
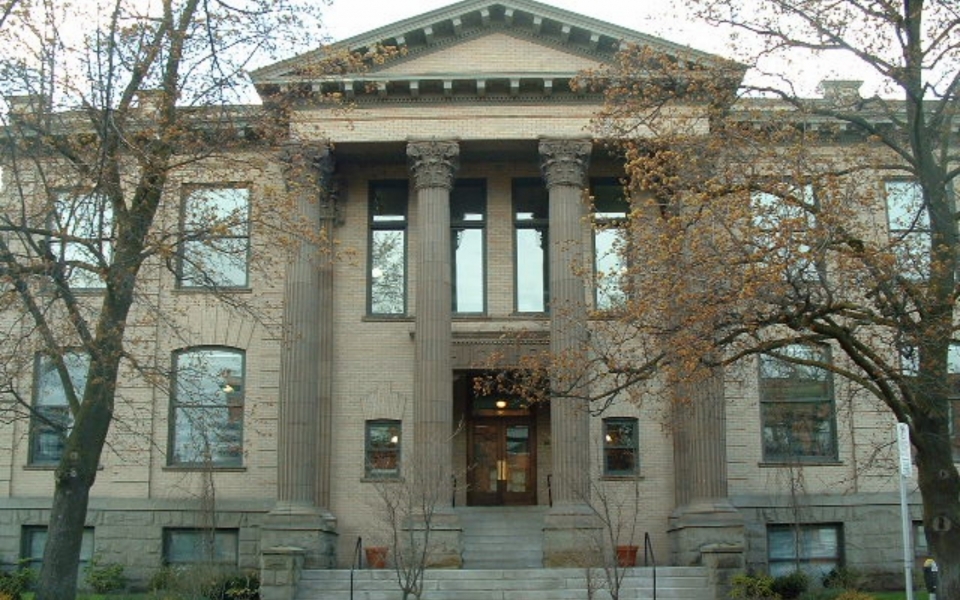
[540,138,592,505]
[539,139,598,566]
[668,371,745,567]
[407,140,462,568]
[262,143,337,569]
[673,374,729,505]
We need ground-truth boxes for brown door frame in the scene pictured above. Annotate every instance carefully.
[467,416,537,506]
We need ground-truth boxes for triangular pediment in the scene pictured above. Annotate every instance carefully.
[250,0,741,101]
[374,31,602,77]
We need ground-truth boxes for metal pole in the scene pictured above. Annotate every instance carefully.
[900,472,915,600]
[897,423,915,600]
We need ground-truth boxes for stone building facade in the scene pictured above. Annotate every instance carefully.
[0,0,929,592]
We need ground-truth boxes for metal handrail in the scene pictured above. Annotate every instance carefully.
[452,475,457,507]
[547,474,553,507]
[349,536,363,600]
[643,532,657,600]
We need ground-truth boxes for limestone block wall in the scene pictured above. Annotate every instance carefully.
[0,498,268,587]
[726,356,903,499]
[0,150,286,585]
[735,492,922,588]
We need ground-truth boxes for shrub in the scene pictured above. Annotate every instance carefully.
[84,554,126,593]
[799,588,846,600]
[0,562,35,600]
[202,571,260,600]
[823,567,863,591]
[148,564,183,591]
[772,571,809,600]
[730,572,780,600]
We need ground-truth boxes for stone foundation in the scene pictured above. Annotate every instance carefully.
[542,504,602,567]
[261,508,338,569]
[668,499,745,567]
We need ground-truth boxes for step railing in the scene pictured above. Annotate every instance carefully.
[643,531,657,600]
[349,536,362,600]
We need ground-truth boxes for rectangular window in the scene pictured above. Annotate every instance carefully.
[170,347,244,467]
[914,522,928,558]
[767,524,842,579]
[452,180,486,314]
[592,179,629,311]
[163,528,239,565]
[751,184,818,281]
[885,180,929,279]
[22,526,94,572]
[513,179,549,313]
[603,417,638,476]
[899,343,960,462]
[760,344,837,462]
[179,186,250,288]
[365,420,401,478]
[50,191,113,289]
[30,351,89,465]
[369,181,409,315]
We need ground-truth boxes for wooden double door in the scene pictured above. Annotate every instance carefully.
[467,418,536,506]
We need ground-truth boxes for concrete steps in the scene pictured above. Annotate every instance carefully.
[457,506,546,569]
[295,566,711,600]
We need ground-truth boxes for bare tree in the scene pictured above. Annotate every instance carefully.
[575,0,960,594]
[371,449,458,600]
[0,1,328,598]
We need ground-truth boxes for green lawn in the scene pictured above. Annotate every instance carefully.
[869,593,931,600]
[24,594,166,600]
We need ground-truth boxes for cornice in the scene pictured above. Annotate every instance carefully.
[250,0,740,99]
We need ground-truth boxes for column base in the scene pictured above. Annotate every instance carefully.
[261,504,338,569]
[260,546,305,600]
[668,498,744,567]
[542,503,602,567]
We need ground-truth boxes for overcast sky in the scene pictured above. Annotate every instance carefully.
[319,0,873,97]
[323,0,710,52]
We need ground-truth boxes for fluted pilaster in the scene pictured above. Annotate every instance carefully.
[539,138,591,506]
[276,143,335,511]
[408,140,459,503]
[673,372,728,505]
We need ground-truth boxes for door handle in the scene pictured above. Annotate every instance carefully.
[497,459,507,481]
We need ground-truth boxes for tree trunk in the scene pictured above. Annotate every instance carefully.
[35,472,94,600]
[35,365,118,600]
[916,441,960,600]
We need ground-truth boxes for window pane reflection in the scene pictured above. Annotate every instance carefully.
[369,181,408,315]
[516,228,547,312]
[452,180,486,313]
[514,179,549,312]
[171,348,244,466]
[179,187,250,288]
[371,230,406,314]
[592,180,629,311]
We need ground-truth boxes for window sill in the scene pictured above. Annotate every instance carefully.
[24,463,103,471]
[508,312,550,319]
[361,476,403,483]
[163,465,247,472]
[362,315,414,322]
[600,474,644,481]
[173,287,252,294]
[23,464,56,471]
[759,460,843,468]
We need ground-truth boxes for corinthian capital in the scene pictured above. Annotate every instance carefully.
[280,143,335,191]
[280,142,338,220]
[407,141,460,191]
[538,139,592,188]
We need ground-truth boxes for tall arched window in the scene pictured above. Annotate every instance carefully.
[170,347,245,467]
